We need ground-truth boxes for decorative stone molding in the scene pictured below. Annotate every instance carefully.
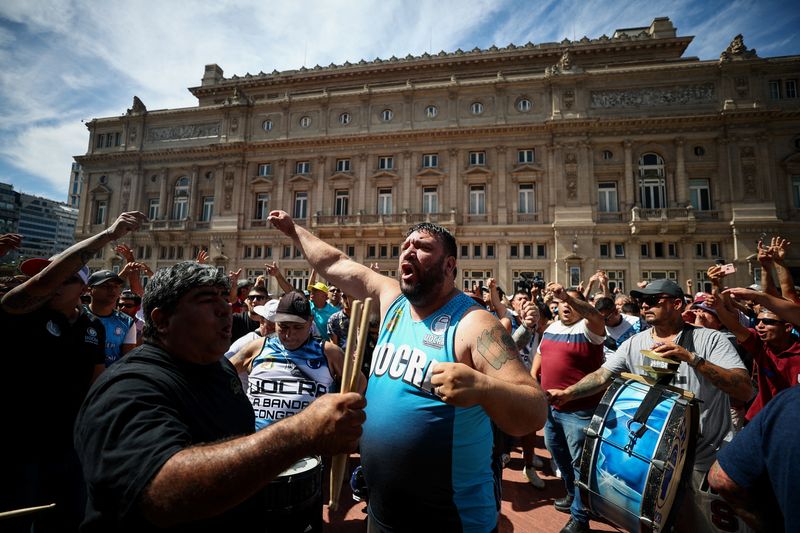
[590,84,714,108]
[126,96,147,115]
[147,123,221,142]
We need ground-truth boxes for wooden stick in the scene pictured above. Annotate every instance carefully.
[348,298,373,392]
[328,299,364,511]
[0,503,56,519]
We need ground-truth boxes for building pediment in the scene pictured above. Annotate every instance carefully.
[287,173,313,185]
[369,170,400,182]
[415,168,445,179]
[329,172,355,186]
[464,166,492,177]
[90,183,113,195]
[510,163,544,175]
[249,175,273,186]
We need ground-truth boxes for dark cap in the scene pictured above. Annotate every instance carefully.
[630,279,684,300]
[273,292,311,324]
[87,270,125,287]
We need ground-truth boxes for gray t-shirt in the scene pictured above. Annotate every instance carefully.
[602,325,746,471]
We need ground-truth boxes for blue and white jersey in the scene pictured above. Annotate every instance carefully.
[604,314,647,357]
[362,291,497,532]
[86,307,135,367]
[247,336,334,431]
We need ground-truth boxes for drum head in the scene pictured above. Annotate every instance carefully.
[279,456,321,477]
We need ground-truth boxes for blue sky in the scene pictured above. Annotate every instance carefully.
[0,0,798,202]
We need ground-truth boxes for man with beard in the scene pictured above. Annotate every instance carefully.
[548,279,753,532]
[269,210,547,532]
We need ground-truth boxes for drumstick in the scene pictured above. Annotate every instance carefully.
[0,503,56,519]
[329,299,364,511]
[347,298,372,392]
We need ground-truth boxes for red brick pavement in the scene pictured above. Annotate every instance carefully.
[322,431,621,533]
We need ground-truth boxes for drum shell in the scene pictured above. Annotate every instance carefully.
[578,379,697,533]
[262,456,323,533]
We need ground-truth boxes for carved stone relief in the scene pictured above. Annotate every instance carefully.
[739,146,757,196]
[590,84,714,108]
[563,89,575,110]
[734,77,749,98]
[121,176,131,211]
[565,152,578,199]
[147,123,221,142]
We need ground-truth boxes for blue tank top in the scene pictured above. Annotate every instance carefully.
[248,336,334,431]
[362,291,497,532]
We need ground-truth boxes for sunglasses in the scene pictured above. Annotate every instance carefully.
[247,294,268,301]
[755,317,783,326]
[117,302,136,309]
[638,294,672,307]
[329,288,341,293]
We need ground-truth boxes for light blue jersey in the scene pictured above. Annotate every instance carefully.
[362,291,497,532]
[86,307,134,367]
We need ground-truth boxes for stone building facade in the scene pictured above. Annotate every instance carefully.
[74,17,800,293]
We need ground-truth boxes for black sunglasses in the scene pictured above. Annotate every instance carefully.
[117,302,136,309]
[638,294,672,307]
[755,317,783,326]
[329,288,341,293]
[247,294,268,301]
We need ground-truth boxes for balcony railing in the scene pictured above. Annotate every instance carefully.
[142,219,190,231]
[515,213,539,224]
[596,211,627,223]
[311,210,459,227]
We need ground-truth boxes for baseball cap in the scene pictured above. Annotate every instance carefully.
[273,292,311,324]
[237,279,253,289]
[630,279,684,300]
[88,270,125,287]
[691,294,718,316]
[254,299,279,322]
[308,281,329,293]
[20,257,90,285]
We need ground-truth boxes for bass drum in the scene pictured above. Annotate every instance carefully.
[263,456,323,533]
[577,378,698,533]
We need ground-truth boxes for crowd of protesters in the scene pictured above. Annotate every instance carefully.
[0,214,797,532]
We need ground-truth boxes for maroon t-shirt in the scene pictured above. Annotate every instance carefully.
[742,329,800,420]
[538,319,606,412]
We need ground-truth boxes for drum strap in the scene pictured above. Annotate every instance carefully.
[628,325,696,451]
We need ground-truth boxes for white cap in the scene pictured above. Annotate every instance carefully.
[253,299,279,322]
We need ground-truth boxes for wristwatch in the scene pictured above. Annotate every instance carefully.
[688,352,705,369]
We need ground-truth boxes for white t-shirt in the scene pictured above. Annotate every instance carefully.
[602,325,745,471]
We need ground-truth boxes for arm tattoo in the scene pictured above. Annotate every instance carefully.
[476,325,518,370]
[569,368,612,399]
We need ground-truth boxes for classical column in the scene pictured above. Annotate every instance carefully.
[275,159,286,212]
[495,145,508,224]
[159,169,169,219]
[188,166,199,219]
[402,151,412,215]
[675,138,687,206]
[448,149,460,214]
[315,156,326,215]
[624,140,634,210]
[358,154,368,215]
[757,133,773,202]
[213,164,224,217]
[578,140,592,206]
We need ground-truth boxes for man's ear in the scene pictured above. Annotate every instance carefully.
[150,308,169,336]
[445,256,457,278]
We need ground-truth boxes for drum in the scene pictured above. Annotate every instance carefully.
[578,378,698,533]
[263,456,323,533]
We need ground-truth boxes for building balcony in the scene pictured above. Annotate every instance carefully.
[141,219,191,231]
[596,211,629,223]
[514,213,539,224]
[311,210,458,227]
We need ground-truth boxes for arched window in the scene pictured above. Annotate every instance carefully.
[172,176,190,219]
[638,153,666,208]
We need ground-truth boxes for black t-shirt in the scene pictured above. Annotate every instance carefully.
[74,343,258,532]
[231,311,259,344]
[0,306,105,458]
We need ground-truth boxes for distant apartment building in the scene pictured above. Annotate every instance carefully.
[73,17,800,291]
[67,162,84,208]
[0,182,20,264]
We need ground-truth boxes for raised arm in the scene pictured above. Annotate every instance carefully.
[725,288,800,327]
[433,309,547,436]
[2,211,147,314]
[549,282,606,336]
[487,277,507,318]
[269,210,398,313]
[757,240,779,298]
[770,237,799,303]
[265,262,293,294]
[705,293,751,343]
